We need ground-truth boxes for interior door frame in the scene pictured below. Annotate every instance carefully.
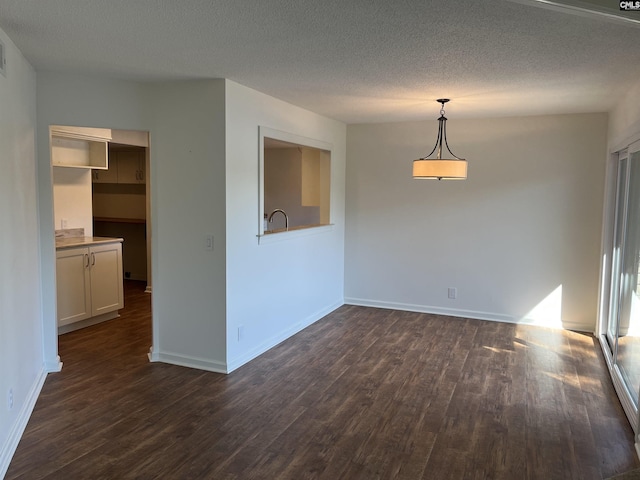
[51,126,152,365]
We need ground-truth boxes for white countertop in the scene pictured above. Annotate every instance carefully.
[55,236,123,250]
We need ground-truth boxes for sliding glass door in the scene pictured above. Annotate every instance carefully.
[616,148,640,406]
[603,140,640,429]
[607,155,628,353]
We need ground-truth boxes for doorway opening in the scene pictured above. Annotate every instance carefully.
[93,142,150,289]
[51,126,152,364]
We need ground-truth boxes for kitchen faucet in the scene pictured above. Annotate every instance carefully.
[268,209,289,231]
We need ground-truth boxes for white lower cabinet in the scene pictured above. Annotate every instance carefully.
[56,242,124,327]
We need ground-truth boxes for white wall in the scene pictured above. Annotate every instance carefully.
[143,80,227,372]
[0,29,46,478]
[37,73,344,375]
[225,80,347,370]
[52,167,93,235]
[36,75,228,373]
[345,113,607,331]
[36,72,148,372]
[609,78,640,151]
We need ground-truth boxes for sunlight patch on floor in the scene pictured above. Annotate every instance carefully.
[482,345,515,354]
[521,285,563,329]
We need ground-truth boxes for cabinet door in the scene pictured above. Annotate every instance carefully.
[116,150,145,184]
[56,247,91,325]
[89,243,124,316]
[92,158,118,184]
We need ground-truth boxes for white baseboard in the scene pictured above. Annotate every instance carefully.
[57,311,119,335]
[148,296,591,377]
[345,297,514,323]
[560,320,595,333]
[44,355,63,373]
[344,297,594,332]
[0,367,48,479]
[226,300,344,373]
[148,301,343,375]
[148,347,227,374]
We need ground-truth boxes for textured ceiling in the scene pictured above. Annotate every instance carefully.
[1,0,639,123]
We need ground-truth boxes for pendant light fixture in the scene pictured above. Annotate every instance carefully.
[413,99,467,180]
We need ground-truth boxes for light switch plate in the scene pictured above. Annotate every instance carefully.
[205,234,214,251]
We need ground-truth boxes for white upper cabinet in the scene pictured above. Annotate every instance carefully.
[51,125,112,170]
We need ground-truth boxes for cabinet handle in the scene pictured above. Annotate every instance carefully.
[85,253,90,268]
[91,252,95,266]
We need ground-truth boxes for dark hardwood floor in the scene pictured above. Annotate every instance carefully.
[6,282,640,479]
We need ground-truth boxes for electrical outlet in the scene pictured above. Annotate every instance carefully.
[61,218,68,229]
[448,287,457,299]
[238,325,244,342]
[8,388,13,409]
